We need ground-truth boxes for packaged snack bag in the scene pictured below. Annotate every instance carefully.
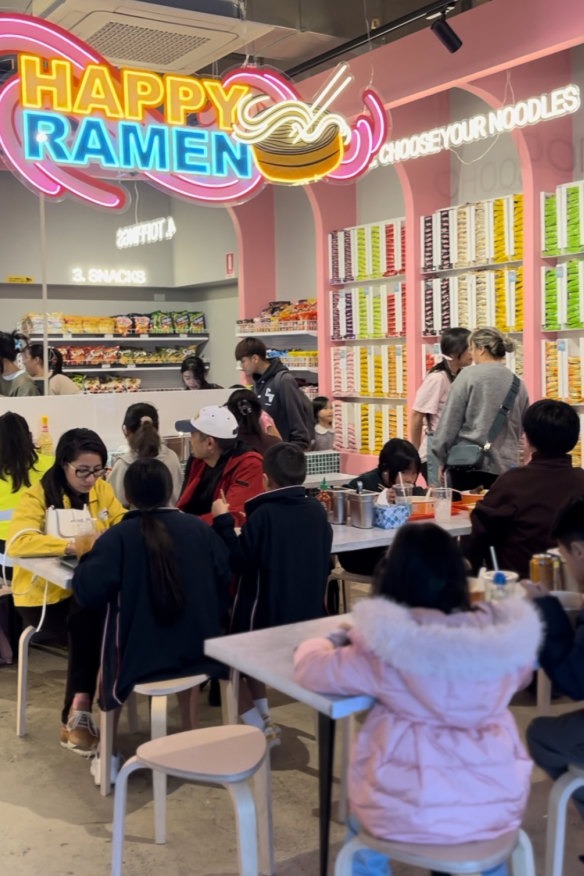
[151,311,174,334]
[131,314,151,334]
[114,315,133,336]
[172,311,190,334]
[64,314,84,334]
[189,311,206,333]
[96,317,116,334]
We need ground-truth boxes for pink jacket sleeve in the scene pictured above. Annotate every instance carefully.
[293,636,381,697]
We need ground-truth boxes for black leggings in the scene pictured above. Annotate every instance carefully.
[17,597,103,724]
[447,470,499,492]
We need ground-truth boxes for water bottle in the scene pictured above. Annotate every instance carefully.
[492,570,509,599]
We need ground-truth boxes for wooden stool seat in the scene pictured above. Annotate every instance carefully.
[133,673,208,697]
[335,827,535,876]
[136,725,267,784]
[112,725,268,876]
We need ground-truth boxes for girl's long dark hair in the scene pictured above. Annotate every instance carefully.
[123,402,161,459]
[41,428,107,510]
[0,331,28,373]
[123,458,185,626]
[0,412,39,492]
[374,522,471,614]
[181,356,210,389]
[227,388,263,439]
[378,438,421,486]
[428,327,471,383]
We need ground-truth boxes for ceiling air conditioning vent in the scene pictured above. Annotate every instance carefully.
[34,0,275,73]
[87,20,211,67]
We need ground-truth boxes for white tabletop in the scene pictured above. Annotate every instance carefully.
[331,513,471,552]
[205,614,374,720]
[304,472,353,488]
[13,556,73,591]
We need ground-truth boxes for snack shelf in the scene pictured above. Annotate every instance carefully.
[420,260,523,276]
[328,217,407,284]
[333,395,407,402]
[329,274,406,287]
[29,333,208,342]
[235,329,317,338]
[64,365,180,372]
[330,336,406,344]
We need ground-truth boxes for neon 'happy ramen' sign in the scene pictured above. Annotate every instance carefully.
[0,15,387,209]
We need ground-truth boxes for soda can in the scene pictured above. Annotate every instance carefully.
[530,553,554,586]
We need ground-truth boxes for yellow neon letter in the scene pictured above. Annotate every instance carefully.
[72,64,124,118]
[164,74,207,126]
[122,69,164,121]
[201,80,250,130]
[19,55,72,112]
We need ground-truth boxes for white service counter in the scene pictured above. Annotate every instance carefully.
[0,388,230,450]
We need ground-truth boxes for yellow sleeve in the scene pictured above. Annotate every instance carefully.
[93,479,127,529]
[7,486,68,557]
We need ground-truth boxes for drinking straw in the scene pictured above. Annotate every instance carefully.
[489,546,500,571]
[398,472,405,490]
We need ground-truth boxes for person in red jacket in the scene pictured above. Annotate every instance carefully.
[175,405,263,527]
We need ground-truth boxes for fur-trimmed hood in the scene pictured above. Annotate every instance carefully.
[351,597,543,683]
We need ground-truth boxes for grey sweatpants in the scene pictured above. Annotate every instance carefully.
[527,709,584,818]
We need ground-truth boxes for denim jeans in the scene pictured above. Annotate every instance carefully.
[344,816,509,876]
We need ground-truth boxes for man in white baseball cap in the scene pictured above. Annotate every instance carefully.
[175,405,263,527]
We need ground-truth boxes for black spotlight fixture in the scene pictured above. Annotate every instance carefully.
[431,13,462,53]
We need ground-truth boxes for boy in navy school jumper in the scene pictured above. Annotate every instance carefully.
[212,441,333,743]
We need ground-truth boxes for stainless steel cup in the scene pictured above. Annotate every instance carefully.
[348,491,376,529]
[327,489,349,525]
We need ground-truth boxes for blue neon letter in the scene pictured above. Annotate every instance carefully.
[212,132,251,178]
[70,117,118,167]
[173,128,210,175]
[119,123,169,171]
[23,110,71,162]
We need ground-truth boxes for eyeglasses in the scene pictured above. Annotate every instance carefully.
[68,464,106,480]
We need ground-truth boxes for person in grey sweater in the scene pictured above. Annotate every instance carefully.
[432,327,529,491]
[107,402,183,507]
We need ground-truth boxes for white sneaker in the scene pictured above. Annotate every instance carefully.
[89,752,121,787]
[262,716,281,748]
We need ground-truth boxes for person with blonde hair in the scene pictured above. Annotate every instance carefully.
[433,327,529,491]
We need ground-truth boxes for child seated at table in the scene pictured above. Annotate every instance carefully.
[294,523,542,875]
[342,438,425,575]
[73,457,230,780]
[212,442,332,744]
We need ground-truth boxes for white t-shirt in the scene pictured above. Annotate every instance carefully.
[412,369,452,462]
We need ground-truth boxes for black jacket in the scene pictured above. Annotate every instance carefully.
[465,455,584,578]
[346,468,426,496]
[213,485,333,632]
[254,358,314,448]
[72,509,230,710]
[535,596,584,700]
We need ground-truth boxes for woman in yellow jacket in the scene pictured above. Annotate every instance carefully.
[0,412,54,663]
[7,428,125,755]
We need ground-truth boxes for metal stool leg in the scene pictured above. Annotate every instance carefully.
[16,625,36,737]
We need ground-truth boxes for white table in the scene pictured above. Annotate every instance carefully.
[13,556,73,590]
[304,472,353,488]
[205,614,373,876]
[331,513,471,552]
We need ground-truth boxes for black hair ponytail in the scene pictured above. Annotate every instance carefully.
[123,458,185,626]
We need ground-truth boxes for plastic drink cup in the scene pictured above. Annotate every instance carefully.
[430,487,452,524]
[394,484,413,514]
[73,519,97,558]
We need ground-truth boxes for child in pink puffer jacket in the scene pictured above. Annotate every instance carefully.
[294,522,542,876]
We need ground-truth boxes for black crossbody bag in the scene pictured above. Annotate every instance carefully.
[446,374,520,471]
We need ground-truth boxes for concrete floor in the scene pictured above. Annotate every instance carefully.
[0,648,582,876]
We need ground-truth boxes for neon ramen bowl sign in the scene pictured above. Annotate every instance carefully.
[0,15,387,209]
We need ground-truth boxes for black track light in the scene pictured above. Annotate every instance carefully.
[431,13,462,53]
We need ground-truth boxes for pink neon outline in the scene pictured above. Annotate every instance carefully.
[42,165,124,208]
[0,79,61,195]
[0,14,387,205]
